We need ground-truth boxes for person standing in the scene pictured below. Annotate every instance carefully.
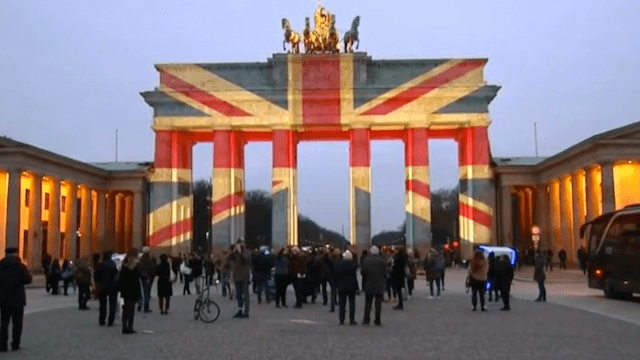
[487,253,499,302]
[391,248,407,310]
[545,249,554,271]
[273,247,291,308]
[290,247,307,309]
[494,255,514,311]
[361,246,386,326]
[534,251,547,302]
[425,248,444,299]
[190,254,203,295]
[577,246,587,275]
[156,254,173,315]
[0,247,32,352]
[49,260,61,295]
[334,251,358,325]
[468,250,488,311]
[72,258,92,310]
[228,239,252,318]
[253,246,273,304]
[95,251,118,326]
[558,249,567,270]
[41,253,52,293]
[117,249,142,334]
[138,247,157,313]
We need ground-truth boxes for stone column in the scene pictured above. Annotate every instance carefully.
[29,174,43,267]
[80,187,92,259]
[272,130,298,248]
[96,190,106,254]
[212,130,244,247]
[49,178,61,259]
[601,162,615,213]
[349,128,371,250]
[404,128,431,251]
[148,130,193,255]
[457,127,495,260]
[559,176,572,258]
[105,192,116,251]
[535,184,550,251]
[500,185,513,247]
[5,168,22,250]
[66,184,78,260]
[571,173,583,262]
[132,191,144,250]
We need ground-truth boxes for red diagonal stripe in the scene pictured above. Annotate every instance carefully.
[148,217,192,247]
[406,180,430,199]
[212,191,244,215]
[459,202,492,228]
[272,180,283,188]
[361,60,486,116]
[161,71,252,117]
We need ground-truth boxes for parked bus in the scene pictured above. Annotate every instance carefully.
[580,205,640,299]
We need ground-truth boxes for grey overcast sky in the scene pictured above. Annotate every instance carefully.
[2,0,640,237]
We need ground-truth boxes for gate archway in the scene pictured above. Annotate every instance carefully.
[142,51,499,258]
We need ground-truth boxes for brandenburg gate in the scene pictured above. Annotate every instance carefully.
[141,6,500,258]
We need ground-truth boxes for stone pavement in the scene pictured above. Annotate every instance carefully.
[7,268,640,359]
[513,265,586,283]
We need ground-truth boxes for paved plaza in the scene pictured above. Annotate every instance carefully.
[3,269,638,360]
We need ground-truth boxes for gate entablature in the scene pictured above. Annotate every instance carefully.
[143,53,499,133]
[142,50,500,259]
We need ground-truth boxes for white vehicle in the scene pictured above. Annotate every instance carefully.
[478,245,517,266]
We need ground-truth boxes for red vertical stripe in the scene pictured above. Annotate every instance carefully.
[458,127,490,166]
[302,56,341,127]
[155,131,192,169]
[350,129,370,167]
[405,128,429,167]
[273,130,297,168]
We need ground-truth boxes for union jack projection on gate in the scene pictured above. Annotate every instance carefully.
[142,53,499,256]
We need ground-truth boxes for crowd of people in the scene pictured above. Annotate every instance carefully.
[1,239,548,350]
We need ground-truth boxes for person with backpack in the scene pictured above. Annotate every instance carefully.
[425,248,445,299]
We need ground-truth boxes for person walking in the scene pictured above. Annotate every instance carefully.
[273,247,291,308]
[138,247,156,313]
[468,249,488,311]
[229,239,252,318]
[534,251,547,302]
[60,260,75,296]
[42,253,52,293]
[558,249,567,270]
[391,248,407,310]
[181,255,192,295]
[361,245,386,326]
[117,249,142,334]
[156,254,173,315]
[334,251,358,325]
[494,255,514,311]
[72,258,92,310]
[0,247,32,352]
[95,251,118,326]
[191,254,203,295]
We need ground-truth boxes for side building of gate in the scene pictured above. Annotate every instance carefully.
[141,52,500,258]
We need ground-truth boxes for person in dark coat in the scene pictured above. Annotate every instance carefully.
[156,254,173,314]
[290,248,307,309]
[94,251,118,326]
[138,247,156,313]
[334,251,358,325]
[0,247,32,352]
[253,246,274,304]
[117,249,141,334]
[494,255,514,311]
[391,248,407,310]
[41,253,52,293]
[361,245,386,326]
[49,259,61,295]
[72,258,92,310]
[558,249,567,270]
[487,253,499,302]
[273,247,291,308]
[577,246,587,275]
[61,260,74,296]
[534,251,547,301]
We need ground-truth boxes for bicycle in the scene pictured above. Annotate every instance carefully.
[193,283,220,323]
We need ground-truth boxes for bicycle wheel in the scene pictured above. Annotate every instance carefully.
[193,299,201,320]
[199,299,220,323]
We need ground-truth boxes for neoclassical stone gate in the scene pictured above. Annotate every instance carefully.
[142,52,499,258]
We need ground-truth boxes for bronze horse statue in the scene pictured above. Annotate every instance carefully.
[282,18,300,54]
[343,16,360,53]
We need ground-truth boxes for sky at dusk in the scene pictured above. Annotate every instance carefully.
[2,0,640,237]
